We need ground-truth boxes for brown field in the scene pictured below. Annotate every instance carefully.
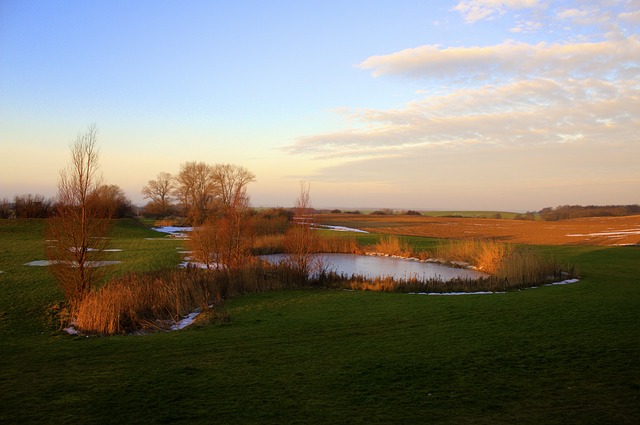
[316,213,640,246]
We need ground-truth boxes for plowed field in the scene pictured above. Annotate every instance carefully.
[316,214,640,246]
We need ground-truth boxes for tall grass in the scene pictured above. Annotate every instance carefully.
[369,235,413,257]
[317,239,575,293]
[252,233,360,255]
[73,262,313,334]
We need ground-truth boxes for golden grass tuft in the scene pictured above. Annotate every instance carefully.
[72,262,318,335]
[371,236,413,257]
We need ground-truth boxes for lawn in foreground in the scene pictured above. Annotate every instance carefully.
[0,220,638,424]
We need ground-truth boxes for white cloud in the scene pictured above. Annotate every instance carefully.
[284,0,640,209]
[453,0,541,23]
[619,10,640,24]
[357,37,640,81]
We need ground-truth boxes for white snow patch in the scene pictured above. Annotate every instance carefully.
[315,224,369,233]
[63,326,79,335]
[25,260,121,267]
[566,229,640,238]
[68,247,123,252]
[410,279,580,296]
[543,278,580,286]
[411,291,505,296]
[170,310,202,330]
[152,226,193,238]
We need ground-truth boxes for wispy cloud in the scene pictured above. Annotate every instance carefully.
[356,37,639,81]
[453,0,542,23]
[284,0,639,208]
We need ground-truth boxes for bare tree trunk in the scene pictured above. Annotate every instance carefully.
[284,181,318,276]
[47,125,112,304]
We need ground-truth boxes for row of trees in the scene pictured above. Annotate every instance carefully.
[141,163,255,223]
[539,204,640,221]
[45,125,266,306]
[1,188,133,219]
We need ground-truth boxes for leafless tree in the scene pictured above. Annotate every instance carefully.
[210,164,256,212]
[46,125,111,303]
[0,198,12,218]
[186,164,256,269]
[141,172,174,217]
[89,184,133,218]
[14,194,54,218]
[284,181,319,275]
[173,162,216,224]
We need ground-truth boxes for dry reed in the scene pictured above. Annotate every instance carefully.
[370,236,413,257]
[72,262,315,335]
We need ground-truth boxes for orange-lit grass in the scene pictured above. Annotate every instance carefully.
[436,238,510,274]
[252,233,360,255]
[73,263,313,334]
[370,235,413,257]
[316,239,573,293]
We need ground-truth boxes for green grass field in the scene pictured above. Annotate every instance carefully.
[1,219,638,424]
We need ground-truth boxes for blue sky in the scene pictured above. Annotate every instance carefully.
[1,0,638,211]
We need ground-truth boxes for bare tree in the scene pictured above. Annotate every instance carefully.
[14,194,54,218]
[89,184,133,218]
[141,172,174,217]
[173,162,216,224]
[46,125,111,303]
[210,164,256,212]
[284,181,318,276]
[186,164,256,270]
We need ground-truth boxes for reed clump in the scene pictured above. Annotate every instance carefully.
[436,238,510,274]
[370,236,413,257]
[317,236,360,253]
[73,262,313,335]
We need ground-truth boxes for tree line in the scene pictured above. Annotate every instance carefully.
[0,187,134,219]
[538,204,640,221]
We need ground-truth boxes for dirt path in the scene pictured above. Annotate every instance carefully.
[316,214,640,246]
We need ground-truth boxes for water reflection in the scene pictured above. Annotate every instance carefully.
[261,253,487,281]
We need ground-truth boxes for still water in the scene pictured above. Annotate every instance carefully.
[261,253,487,281]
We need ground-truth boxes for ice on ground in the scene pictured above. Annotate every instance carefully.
[566,229,640,237]
[152,226,193,238]
[543,278,580,286]
[170,310,201,330]
[25,260,121,267]
[63,326,79,335]
[68,247,123,252]
[411,291,505,296]
[315,224,369,233]
[410,279,580,295]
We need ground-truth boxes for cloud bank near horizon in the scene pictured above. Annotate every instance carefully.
[283,0,639,209]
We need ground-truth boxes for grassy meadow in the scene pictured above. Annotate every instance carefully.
[0,218,639,424]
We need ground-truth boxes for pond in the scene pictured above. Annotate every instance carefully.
[261,253,488,281]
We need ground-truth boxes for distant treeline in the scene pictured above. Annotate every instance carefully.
[0,189,135,219]
[538,204,640,221]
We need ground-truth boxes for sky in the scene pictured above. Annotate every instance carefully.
[1,0,638,212]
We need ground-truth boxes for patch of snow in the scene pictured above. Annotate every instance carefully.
[543,278,579,286]
[25,260,121,267]
[63,326,79,335]
[68,247,123,252]
[566,229,640,237]
[409,279,580,296]
[170,310,201,330]
[315,224,369,233]
[152,226,193,238]
[413,291,505,296]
